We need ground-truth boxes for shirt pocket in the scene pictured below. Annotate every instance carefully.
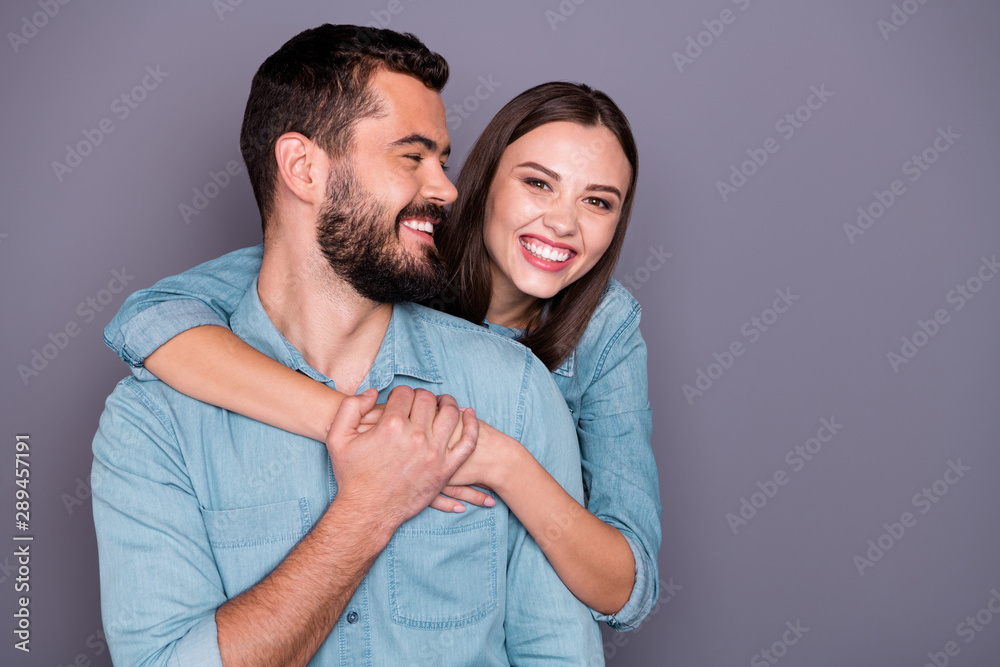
[200,497,312,598]
[386,509,499,630]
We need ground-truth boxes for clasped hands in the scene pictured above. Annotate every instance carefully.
[325,385,510,525]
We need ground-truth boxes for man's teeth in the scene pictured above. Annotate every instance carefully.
[520,238,570,262]
[402,220,434,235]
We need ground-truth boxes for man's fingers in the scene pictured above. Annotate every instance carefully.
[437,393,459,411]
[327,388,378,448]
[445,408,478,470]
[381,385,416,422]
[408,387,438,426]
[432,395,461,447]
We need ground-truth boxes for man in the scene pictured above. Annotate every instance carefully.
[91,24,603,666]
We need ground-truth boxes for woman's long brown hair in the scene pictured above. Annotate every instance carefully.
[432,82,639,371]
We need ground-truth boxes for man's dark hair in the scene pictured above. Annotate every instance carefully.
[240,24,449,232]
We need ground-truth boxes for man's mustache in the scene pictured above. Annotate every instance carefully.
[395,202,449,229]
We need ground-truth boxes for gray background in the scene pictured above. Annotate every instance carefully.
[2,0,999,665]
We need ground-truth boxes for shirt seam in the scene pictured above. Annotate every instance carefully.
[589,300,641,385]
[119,377,180,442]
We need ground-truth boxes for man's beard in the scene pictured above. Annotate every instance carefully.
[316,165,448,303]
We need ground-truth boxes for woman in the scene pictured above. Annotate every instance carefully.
[105,82,661,630]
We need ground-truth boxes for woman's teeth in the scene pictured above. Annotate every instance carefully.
[521,238,571,262]
[401,220,434,235]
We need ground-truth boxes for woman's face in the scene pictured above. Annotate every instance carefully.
[482,121,631,326]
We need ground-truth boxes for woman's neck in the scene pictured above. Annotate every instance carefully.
[486,290,541,329]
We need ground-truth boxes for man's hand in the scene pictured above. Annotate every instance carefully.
[326,386,479,529]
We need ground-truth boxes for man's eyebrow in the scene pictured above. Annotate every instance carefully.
[388,133,451,157]
[518,161,622,199]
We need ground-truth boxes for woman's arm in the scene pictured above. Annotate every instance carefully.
[146,325,342,441]
[455,286,661,625]
[454,423,635,615]
[147,326,491,513]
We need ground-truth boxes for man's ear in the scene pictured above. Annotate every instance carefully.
[274,132,327,205]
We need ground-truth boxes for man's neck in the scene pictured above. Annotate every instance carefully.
[257,238,392,395]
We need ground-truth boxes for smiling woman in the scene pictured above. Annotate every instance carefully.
[102,79,661,633]
[481,122,630,327]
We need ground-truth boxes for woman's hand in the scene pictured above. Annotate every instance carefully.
[430,420,522,513]
[337,394,501,513]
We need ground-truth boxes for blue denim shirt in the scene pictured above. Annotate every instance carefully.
[92,277,604,666]
[104,244,662,631]
[486,280,661,631]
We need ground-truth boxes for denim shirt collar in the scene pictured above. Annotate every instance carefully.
[483,319,575,378]
[230,278,443,390]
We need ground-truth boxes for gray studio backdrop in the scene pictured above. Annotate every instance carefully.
[2,0,999,665]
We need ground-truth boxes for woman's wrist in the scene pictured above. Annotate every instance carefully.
[481,424,531,499]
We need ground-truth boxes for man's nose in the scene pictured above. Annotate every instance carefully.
[420,162,458,206]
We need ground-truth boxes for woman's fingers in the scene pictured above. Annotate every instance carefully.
[441,485,496,507]
[428,494,465,513]
[427,485,497,513]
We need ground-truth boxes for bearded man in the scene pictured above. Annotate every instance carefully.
[90,24,602,666]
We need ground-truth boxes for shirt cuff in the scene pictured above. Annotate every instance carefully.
[106,300,228,381]
[168,613,223,667]
[591,532,657,632]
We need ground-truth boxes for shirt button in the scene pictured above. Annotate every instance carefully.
[346,611,359,624]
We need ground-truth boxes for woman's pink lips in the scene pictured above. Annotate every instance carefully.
[519,233,576,251]
[518,239,576,272]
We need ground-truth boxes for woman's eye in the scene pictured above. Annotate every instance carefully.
[405,154,422,163]
[524,178,550,190]
[585,196,611,210]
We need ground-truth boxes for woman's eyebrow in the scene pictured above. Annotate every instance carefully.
[517,161,621,198]
[586,184,622,199]
[516,161,560,181]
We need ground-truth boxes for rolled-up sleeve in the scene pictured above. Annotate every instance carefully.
[504,354,604,665]
[577,302,662,632]
[103,245,263,379]
[92,378,225,666]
